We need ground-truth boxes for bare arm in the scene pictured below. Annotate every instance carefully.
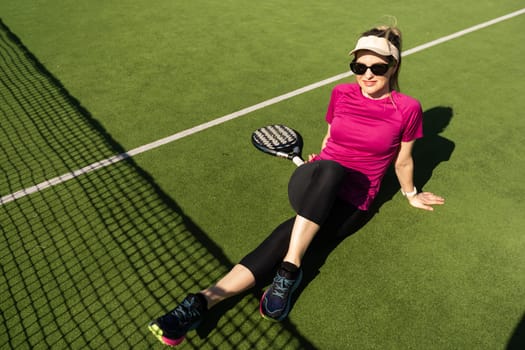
[308,125,331,161]
[321,124,330,150]
[395,140,445,211]
[394,140,416,194]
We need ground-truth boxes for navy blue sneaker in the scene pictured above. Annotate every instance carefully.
[259,262,303,321]
[148,293,207,346]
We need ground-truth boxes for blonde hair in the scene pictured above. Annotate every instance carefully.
[359,25,402,91]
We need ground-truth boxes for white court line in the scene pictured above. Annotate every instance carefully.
[2,7,525,206]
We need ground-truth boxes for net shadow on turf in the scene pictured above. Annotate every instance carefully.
[0,19,316,350]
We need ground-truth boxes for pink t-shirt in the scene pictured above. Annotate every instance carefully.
[316,83,423,210]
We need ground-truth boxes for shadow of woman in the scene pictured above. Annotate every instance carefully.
[372,106,455,211]
[294,106,455,306]
[200,107,455,345]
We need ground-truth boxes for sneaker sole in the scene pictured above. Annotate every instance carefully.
[259,269,303,322]
[148,322,185,347]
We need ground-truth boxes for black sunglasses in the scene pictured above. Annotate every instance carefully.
[349,61,394,76]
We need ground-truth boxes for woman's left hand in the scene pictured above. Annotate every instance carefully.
[408,192,445,211]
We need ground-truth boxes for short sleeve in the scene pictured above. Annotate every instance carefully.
[401,100,423,142]
[325,85,343,125]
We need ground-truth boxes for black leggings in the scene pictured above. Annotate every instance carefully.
[239,160,363,285]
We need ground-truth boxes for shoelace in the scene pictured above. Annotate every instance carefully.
[170,298,201,324]
[271,274,295,298]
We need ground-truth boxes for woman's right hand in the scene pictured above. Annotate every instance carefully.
[307,154,318,162]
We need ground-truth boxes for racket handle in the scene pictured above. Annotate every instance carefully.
[292,156,305,167]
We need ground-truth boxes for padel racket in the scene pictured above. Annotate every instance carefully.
[251,124,305,166]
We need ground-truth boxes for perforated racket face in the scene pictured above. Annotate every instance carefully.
[252,124,299,152]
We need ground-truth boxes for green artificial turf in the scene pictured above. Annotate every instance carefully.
[1,1,525,349]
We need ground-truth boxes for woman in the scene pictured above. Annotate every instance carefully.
[149,25,445,347]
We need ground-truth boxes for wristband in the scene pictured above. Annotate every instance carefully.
[401,186,417,198]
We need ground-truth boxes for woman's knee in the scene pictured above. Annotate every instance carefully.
[289,160,345,193]
[288,160,346,216]
[315,160,346,187]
